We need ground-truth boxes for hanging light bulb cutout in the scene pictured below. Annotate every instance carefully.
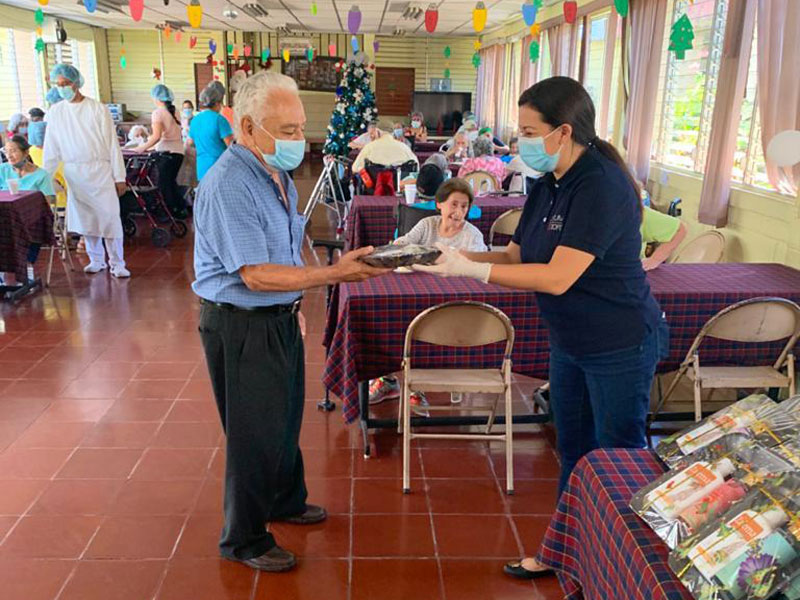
[35,8,45,24]
[261,48,270,62]
[187,0,203,28]
[328,43,337,56]
[425,5,438,33]
[473,2,487,32]
[189,36,197,48]
[351,36,359,53]
[85,0,97,13]
[38,0,48,5]
[306,47,314,61]
[348,5,361,34]
[521,0,537,26]
[129,0,144,22]
[614,0,628,18]
[283,48,290,62]
[311,1,317,15]
[373,40,380,53]
[563,1,577,24]
[244,45,251,57]
[209,39,217,53]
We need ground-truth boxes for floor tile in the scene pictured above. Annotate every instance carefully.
[3,380,66,398]
[131,448,214,480]
[0,479,49,514]
[0,448,72,479]
[174,512,223,557]
[121,379,186,400]
[193,477,223,514]
[102,398,175,422]
[56,448,144,479]
[111,480,202,515]
[151,422,222,448]
[165,399,220,422]
[351,559,443,600]
[353,514,435,557]
[84,515,185,559]
[59,559,167,600]
[427,478,509,514]
[440,559,537,599]
[36,399,115,422]
[353,478,429,514]
[135,361,197,380]
[29,479,123,515]
[80,422,159,448]
[0,558,76,600]
[252,559,349,600]
[156,558,256,600]
[513,516,553,556]
[421,448,495,479]
[13,421,94,448]
[0,516,18,539]
[79,361,143,380]
[0,515,102,558]
[304,477,352,515]
[300,448,353,478]
[434,515,520,558]
[269,515,351,558]
[60,379,130,399]
[0,397,50,421]
[505,481,560,515]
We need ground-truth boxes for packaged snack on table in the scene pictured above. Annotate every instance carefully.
[656,395,780,468]
[669,474,800,600]
[359,244,442,268]
[632,438,796,548]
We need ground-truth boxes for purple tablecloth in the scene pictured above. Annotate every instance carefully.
[0,191,54,281]
[538,448,691,600]
[323,263,800,423]
[344,194,526,249]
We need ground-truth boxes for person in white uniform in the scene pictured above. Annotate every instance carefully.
[43,63,130,278]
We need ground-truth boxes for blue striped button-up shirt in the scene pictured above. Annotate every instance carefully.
[192,143,305,308]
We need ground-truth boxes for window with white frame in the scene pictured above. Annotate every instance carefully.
[580,9,622,141]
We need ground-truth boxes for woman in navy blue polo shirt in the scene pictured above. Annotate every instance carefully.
[416,76,668,579]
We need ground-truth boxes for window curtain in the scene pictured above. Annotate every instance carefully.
[756,0,800,196]
[547,22,579,77]
[520,35,540,92]
[697,0,757,227]
[475,45,506,131]
[622,0,668,183]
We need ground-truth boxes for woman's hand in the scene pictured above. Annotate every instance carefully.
[412,243,492,283]
[641,256,663,271]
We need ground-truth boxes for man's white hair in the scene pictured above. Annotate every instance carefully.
[233,71,299,138]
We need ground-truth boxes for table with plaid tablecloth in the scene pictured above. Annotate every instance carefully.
[322,263,800,424]
[538,448,692,600]
[0,191,54,282]
[344,194,526,250]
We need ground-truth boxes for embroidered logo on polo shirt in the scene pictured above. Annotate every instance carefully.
[548,214,564,232]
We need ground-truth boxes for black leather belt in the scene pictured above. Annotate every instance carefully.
[200,298,301,315]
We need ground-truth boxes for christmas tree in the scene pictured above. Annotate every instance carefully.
[323,56,378,157]
[668,13,694,60]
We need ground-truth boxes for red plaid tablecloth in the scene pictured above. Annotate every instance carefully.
[538,448,692,600]
[345,194,525,249]
[322,263,800,423]
[0,191,54,281]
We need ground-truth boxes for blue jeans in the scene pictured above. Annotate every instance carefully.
[549,317,669,494]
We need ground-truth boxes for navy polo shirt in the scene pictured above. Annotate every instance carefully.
[511,148,661,356]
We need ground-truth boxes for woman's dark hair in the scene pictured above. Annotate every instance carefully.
[163,101,180,125]
[435,177,474,207]
[518,76,641,213]
[183,100,194,109]
[416,164,445,198]
[28,107,45,119]
[9,134,31,153]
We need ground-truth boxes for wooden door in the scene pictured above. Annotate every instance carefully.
[375,67,415,116]
[194,63,214,107]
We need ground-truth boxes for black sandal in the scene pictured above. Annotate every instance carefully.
[503,560,555,580]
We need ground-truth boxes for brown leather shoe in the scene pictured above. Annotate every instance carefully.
[276,504,327,525]
[230,546,296,572]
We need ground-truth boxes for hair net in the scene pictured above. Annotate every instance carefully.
[478,127,492,136]
[199,81,226,107]
[28,107,45,119]
[8,113,26,132]
[150,84,174,103]
[50,63,84,88]
[27,121,46,147]
[423,153,449,174]
[46,87,63,105]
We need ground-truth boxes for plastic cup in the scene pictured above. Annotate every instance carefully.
[404,184,417,204]
[7,178,20,194]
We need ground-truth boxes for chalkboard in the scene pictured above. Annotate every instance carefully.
[282,56,342,92]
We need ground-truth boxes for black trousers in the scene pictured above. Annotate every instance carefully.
[198,303,308,560]
[153,151,186,215]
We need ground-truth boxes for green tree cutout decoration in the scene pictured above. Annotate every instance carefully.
[529,40,540,62]
[668,13,694,60]
[472,52,480,68]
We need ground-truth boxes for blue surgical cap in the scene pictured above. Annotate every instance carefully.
[8,113,25,132]
[150,84,175,103]
[46,87,63,105]
[50,63,84,88]
[27,121,46,147]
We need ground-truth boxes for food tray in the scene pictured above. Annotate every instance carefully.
[359,244,442,268]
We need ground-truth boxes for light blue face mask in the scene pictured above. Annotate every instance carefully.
[57,85,76,101]
[518,128,562,173]
[256,123,305,171]
[393,128,404,138]
[182,108,193,118]
[411,120,421,129]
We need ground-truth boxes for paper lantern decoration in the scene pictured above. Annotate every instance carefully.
[306,47,314,61]
[473,2,487,32]
[373,40,379,53]
[351,36,359,52]
[38,0,48,5]
[244,45,251,56]
[472,52,480,68]
[444,68,450,79]
[614,0,628,17]
[443,46,451,58]
[175,31,182,43]
[35,37,45,52]
[120,55,127,69]
[129,0,144,21]
[209,39,217,53]
[85,0,97,13]
[282,48,290,62]
[35,8,44,24]
[348,5,361,34]
[530,23,540,36]
[189,36,197,48]
[311,1,317,15]
[521,1,537,26]
[36,27,42,36]
[187,0,203,28]
[529,40,540,62]
[261,48,270,61]
[668,13,694,59]
[425,6,438,33]
[163,24,172,38]
[233,47,239,60]
[563,1,577,24]
[473,39,481,50]
[328,43,336,56]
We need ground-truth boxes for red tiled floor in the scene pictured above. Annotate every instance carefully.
[0,168,565,599]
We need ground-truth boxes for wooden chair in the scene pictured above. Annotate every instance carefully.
[652,297,800,423]
[399,301,516,494]
[668,230,725,264]
[488,208,523,250]
[463,170,498,196]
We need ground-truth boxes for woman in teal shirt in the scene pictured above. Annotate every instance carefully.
[1,135,55,282]
[188,82,234,180]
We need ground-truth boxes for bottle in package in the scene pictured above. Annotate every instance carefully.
[647,459,737,521]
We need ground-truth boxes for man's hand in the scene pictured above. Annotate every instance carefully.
[333,246,392,283]
[115,182,127,197]
[297,311,307,338]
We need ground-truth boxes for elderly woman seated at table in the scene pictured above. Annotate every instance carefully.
[348,121,382,150]
[0,135,56,284]
[444,132,473,162]
[123,125,149,149]
[405,111,428,142]
[352,129,418,172]
[458,136,506,188]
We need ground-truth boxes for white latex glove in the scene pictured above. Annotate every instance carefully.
[412,243,492,283]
